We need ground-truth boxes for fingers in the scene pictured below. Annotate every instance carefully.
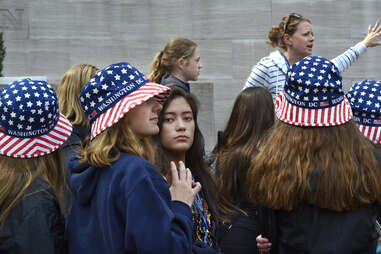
[192,181,202,195]
[169,161,179,184]
[177,161,187,181]
[256,235,272,253]
[369,24,372,34]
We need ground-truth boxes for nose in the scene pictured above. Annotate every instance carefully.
[152,99,163,113]
[199,62,203,69]
[175,119,186,131]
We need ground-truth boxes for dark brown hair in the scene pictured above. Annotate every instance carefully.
[268,13,311,50]
[248,120,381,211]
[214,87,275,203]
[155,89,238,221]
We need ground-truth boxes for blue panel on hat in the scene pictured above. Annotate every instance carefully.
[347,80,381,126]
[0,78,60,138]
[285,56,344,109]
[79,62,149,124]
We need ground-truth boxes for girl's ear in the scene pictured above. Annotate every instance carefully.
[177,57,186,70]
[283,33,292,47]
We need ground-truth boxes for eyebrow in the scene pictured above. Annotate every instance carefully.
[163,111,193,115]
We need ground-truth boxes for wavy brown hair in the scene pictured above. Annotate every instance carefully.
[80,114,155,168]
[268,13,311,51]
[0,151,66,225]
[57,64,99,126]
[155,89,239,222]
[214,87,274,204]
[148,38,197,83]
[248,120,381,211]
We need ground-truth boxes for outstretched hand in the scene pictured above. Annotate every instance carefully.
[362,20,381,47]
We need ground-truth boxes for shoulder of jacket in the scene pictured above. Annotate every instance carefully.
[258,51,284,67]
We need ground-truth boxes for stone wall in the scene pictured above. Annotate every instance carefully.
[1,0,381,150]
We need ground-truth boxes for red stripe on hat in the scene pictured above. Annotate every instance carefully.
[369,126,376,142]
[8,139,32,156]
[0,135,12,148]
[312,108,318,126]
[3,138,26,156]
[2,138,26,155]
[21,140,52,155]
[375,127,381,144]
[99,108,112,133]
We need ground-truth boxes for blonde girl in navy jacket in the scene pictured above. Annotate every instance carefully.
[67,62,201,254]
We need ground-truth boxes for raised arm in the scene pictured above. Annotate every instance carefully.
[332,20,381,73]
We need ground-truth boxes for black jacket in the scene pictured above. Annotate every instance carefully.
[0,177,65,253]
[270,149,381,254]
[219,201,260,254]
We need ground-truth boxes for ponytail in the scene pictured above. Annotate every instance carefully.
[148,51,165,83]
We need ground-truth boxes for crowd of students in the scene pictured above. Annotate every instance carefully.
[1,13,381,254]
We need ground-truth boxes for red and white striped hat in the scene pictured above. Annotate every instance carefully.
[0,79,72,158]
[79,62,170,140]
[275,56,352,127]
[347,80,381,144]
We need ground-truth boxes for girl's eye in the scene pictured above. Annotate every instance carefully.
[164,118,174,123]
[184,116,193,121]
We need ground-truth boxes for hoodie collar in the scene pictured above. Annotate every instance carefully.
[269,50,289,75]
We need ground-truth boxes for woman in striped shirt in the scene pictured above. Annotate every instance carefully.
[243,13,381,100]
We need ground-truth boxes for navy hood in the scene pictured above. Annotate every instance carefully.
[69,158,100,206]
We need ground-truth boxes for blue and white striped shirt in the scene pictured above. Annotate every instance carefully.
[243,42,367,100]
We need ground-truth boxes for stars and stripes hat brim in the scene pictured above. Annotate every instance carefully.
[347,80,381,144]
[79,62,170,140]
[0,79,72,158]
[275,56,352,127]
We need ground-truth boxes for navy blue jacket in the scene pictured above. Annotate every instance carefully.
[67,152,193,254]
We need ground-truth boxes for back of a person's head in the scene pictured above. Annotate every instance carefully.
[57,64,99,127]
[214,87,274,203]
[268,13,311,50]
[347,80,381,151]
[248,56,381,212]
[0,79,73,224]
[149,38,197,83]
[223,87,274,150]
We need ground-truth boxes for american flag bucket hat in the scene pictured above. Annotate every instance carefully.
[0,79,73,158]
[347,80,381,144]
[275,56,352,127]
[79,62,170,140]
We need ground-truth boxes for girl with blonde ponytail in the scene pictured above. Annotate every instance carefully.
[149,37,202,93]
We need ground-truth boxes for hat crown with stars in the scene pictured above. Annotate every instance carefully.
[0,78,72,158]
[347,80,381,144]
[275,56,352,127]
[79,62,170,140]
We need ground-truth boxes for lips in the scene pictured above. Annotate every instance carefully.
[150,117,158,123]
[175,135,189,141]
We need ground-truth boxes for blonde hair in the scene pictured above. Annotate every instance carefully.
[57,64,99,126]
[0,151,66,225]
[148,38,197,83]
[248,120,381,211]
[268,14,311,51]
[80,114,155,168]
